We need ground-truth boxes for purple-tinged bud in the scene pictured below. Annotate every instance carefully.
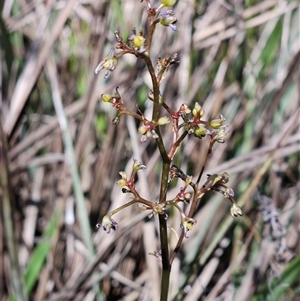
[133,35,145,48]
[95,48,118,78]
[159,10,177,31]
[128,28,146,53]
[97,216,118,234]
[114,31,123,43]
[224,187,235,198]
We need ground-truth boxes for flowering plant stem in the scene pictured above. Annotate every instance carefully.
[95,1,242,300]
[158,163,172,300]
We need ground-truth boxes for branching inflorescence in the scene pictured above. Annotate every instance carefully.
[95,0,242,298]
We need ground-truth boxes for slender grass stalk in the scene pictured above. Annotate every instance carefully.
[46,60,95,257]
[0,114,28,301]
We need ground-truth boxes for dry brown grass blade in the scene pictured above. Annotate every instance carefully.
[4,0,76,135]
[194,2,299,49]
[74,2,109,162]
[193,0,279,42]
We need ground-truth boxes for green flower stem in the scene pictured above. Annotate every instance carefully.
[169,130,188,160]
[195,139,215,185]
[170,232,184,265]
[158,160,172,301]
[143,55,160,122]
[169,148,212,263]
[170,186,202,264]
[143,19,172,301]
[108,200,139,217]
[172,202,185,218]
[143,53,169,163]
[146,19,159,54]
[143,54,172,301]
[120,109,143,122]
[132,190,156,208]
[155,128,170,163]
[162,102,176,116]
[158,214,171,301]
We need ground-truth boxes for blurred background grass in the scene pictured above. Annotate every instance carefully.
[0,0,299,300]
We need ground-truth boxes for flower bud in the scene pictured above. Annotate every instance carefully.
[158,116,170,125]
[95,48,118,78]
[128,28,146,53]
[101,94,112,102]
[133,159,147,171]
[161,0,177,7]
[194,126,207,138]
[192,102,205,118]
[159,10,177,31]
[230,204,243,218]
[98,215,118,234]
[102,57,118,71]
[180,217,197,238]
[183,192,191,204]
[138,124,147,135]
[215,125,230,143]
[179,103,191,115]
[220,172,229,184]
[224,187,235,198]
[210,114,225,129]
[154,203,166,215]
[116,179,127,188]
[117,171,129,190]
[133,35,146,48]
[119,171,127,179]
